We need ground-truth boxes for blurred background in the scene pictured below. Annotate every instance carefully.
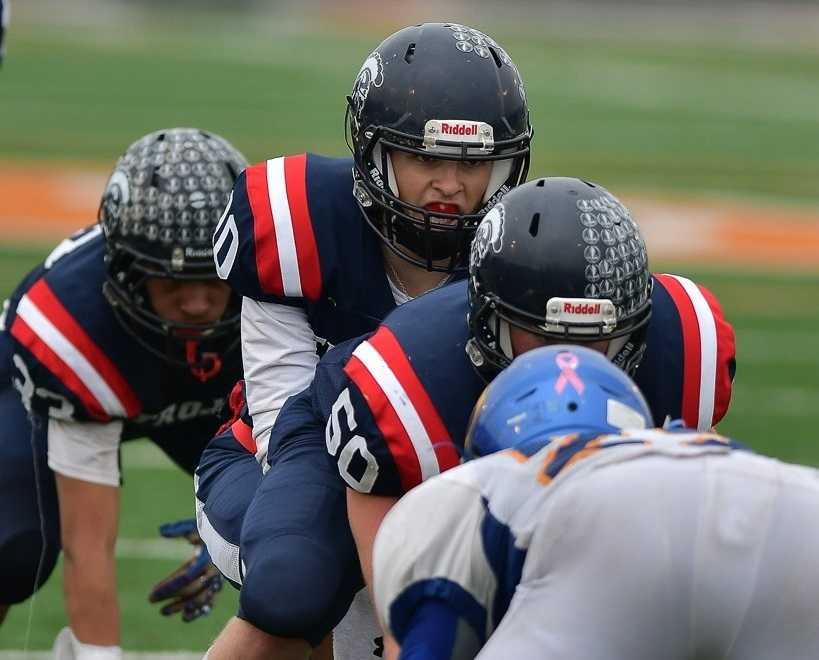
[1,0,818,651]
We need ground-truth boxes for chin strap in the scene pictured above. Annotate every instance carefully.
[186,340,223,382]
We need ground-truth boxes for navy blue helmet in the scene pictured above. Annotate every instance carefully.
[347,22,532,272]
[464,344,652,460]
[467,177,653,378]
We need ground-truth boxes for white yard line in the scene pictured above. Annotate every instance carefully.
[115,538,191,561]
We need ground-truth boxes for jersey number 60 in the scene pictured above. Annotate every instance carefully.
[325,388,379,493]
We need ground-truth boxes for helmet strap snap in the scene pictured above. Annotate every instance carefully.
[186,340,223,382]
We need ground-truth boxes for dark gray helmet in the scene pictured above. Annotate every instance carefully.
[99,127,247,377]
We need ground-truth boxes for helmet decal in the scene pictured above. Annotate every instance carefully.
[452,25,516,67]
[351,51,384,119]
[448,25,498,59]
[470,203,505,269]
[574,193,649,317]
[554,351,585,395]
[100,170,130,231]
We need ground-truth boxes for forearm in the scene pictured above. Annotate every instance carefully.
[62,539,120,644]
[384,634,401,660]
[347,489,398,589]
[56,472,120,645]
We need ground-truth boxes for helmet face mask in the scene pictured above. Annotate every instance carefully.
[99,128,247,377]
[466,177,653,378]
[346,23,532,272]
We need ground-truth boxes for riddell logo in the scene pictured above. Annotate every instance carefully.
[441,122,478,136]
[564,302,601,315]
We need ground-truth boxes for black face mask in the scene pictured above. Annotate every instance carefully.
[391,216,466,263]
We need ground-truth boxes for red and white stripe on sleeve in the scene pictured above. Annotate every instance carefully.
[654,274,735,429]
[245,155,322,301]
[10,279,141,421]
[344,326,461,492]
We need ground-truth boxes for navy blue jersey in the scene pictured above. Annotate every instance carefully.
[212,153,409,344]
[317,274,735,497]
[0,225,241,446]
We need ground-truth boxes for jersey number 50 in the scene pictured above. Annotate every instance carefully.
[325,388,379,493]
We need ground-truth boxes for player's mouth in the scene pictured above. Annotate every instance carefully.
[424,202,461,227]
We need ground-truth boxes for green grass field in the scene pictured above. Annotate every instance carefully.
[1,4,818,650]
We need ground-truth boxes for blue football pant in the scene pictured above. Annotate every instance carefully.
[0,386,60,604]
[238,403,363,645]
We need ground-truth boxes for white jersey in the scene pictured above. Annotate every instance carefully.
[374,429,819,659]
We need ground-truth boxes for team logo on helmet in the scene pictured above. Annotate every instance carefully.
[351,51,384,118]
[100,169,131,233]
[470,203,505,269]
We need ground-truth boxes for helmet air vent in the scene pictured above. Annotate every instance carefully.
[515,387,537,403]
[529,212,540,237]
[225,160,240,180]
[404,43,416,64]
[488,46,503,69]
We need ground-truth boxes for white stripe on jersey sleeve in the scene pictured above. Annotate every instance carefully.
[266,157,303,298]
[665,274,717,429]
[353,340,441,481]
[16,295,127,417]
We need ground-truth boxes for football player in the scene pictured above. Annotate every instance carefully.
[0,128,246,657]
[374,345,819,660]
[329,176,735,595]
[197,22,532,659]
[208,176,735,658]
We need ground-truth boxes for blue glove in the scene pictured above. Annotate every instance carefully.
[148,518,223,622]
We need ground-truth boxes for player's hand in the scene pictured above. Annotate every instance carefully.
[148,518,223,622]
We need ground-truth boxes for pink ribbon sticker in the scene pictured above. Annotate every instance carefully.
[555,352,585,395]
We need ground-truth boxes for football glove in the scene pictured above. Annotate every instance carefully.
[148,518,223,622]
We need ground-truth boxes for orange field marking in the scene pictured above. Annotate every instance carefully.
[1,162,817,271]
[623,197,819,271]
[0,162,107,241]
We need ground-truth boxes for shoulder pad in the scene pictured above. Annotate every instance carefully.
[647,274,736,429]
[341,325,461,493]
[213,154,355,303]
[9,278,141,421]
